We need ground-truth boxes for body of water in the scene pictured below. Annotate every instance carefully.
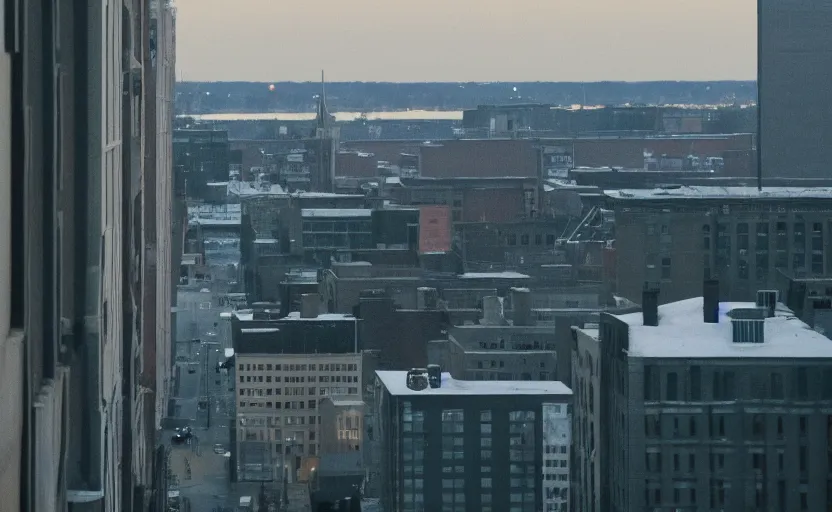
[180,110,464,122]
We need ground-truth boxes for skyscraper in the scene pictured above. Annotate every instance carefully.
[0,1,176,511]
[759,0,832,178]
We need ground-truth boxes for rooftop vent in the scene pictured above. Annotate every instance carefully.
[642,282,659,327]
[755,290,778,318]
[729,307,766,344]
[405,368,429,391]
[426,364,441,388]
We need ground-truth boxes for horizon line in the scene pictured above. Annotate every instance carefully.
[175,79,757,85]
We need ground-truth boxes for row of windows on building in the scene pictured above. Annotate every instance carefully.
[238,362,359,373]
[644,366,832,402]
[239,390,358,409]
[302,220,371,233]
[505,233,558,247]
[239,415,315,427]
[643,479,814,510]
[240,386,359,398]
[239,374,359,384]
[644,445,819,475]
[643,412,822,440]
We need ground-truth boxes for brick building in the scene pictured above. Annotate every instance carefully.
[607,186,832,304]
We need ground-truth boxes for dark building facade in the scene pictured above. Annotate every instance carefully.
[374,370,572,512]
[173,128,230,198]
[608,187,832,304]
[759,0,832,178]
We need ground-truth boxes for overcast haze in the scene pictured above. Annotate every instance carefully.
[175,0,757,82]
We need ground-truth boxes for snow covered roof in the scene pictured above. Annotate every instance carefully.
[613,297,832,359]
[605,186,832,200]
[376,371,572,396]
[282,311,357,321]
[301,208,372,218]
[459,272,530,279]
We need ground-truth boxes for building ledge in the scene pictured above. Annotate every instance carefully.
[66,490,104,503]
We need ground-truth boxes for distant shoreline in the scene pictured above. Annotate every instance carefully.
[179,111,464,122]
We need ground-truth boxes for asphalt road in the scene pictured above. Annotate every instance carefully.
[168,278,237,511]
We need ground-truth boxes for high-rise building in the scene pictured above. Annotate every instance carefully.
[374,369,572,512]
[596,286,832,511]
[0,1,175,511]
[759,0,832,178]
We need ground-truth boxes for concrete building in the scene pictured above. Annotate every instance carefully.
[374,369,572,512]
[776,269,832,336]
[1,0,172,511]
[759,0,832,178]
[570,326,601,512]
[231,298,362,483]
[597,285,832,511]
[608,186,832,304]
[319,397,365,456]
[437,290,559,382]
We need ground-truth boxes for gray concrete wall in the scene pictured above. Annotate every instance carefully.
[760,0,832,178]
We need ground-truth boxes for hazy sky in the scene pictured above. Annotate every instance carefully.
[174,0,757,82]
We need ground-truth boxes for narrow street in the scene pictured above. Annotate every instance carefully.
[169,273,237,511]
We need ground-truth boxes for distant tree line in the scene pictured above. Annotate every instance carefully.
[175,81,757,114]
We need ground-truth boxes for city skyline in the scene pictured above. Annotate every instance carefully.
[175,0,758,82]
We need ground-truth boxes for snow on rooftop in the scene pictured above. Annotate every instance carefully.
[233,310,254,321]
[613,297,832,359]
[460,271,530,279]
[605,186,832,200]
[189,217,240,226]
[376,371,572,396]
[227,181,286,197]
[253,238,278,244]
[301,208,372,218]
[328,399,365,407]
[240,327,281,334]
[282,311,356,321]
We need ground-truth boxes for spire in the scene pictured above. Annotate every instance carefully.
[316,70,331,130]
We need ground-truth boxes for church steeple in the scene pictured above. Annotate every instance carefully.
[316,70,332,130]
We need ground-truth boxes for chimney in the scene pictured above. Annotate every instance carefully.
[300,293,320,319]
[511,287,533,326]
[417,287,438,310]
[641,283,659,327]
[426,364,441,388]
[755,289,778,318]
[703,279,720,324]
[481,296,504,325]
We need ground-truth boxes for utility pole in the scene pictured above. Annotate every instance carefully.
[204,343,212,429]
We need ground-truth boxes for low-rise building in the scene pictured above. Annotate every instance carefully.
[374,369,572,512]
[319,397,365,456]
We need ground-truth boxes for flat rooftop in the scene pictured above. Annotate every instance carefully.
[613,297,832,359]
[459,272,530,279]
[232,310,356,322]
[376,371,572,397]
[605,186,832,200]
[302,208,371,218]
